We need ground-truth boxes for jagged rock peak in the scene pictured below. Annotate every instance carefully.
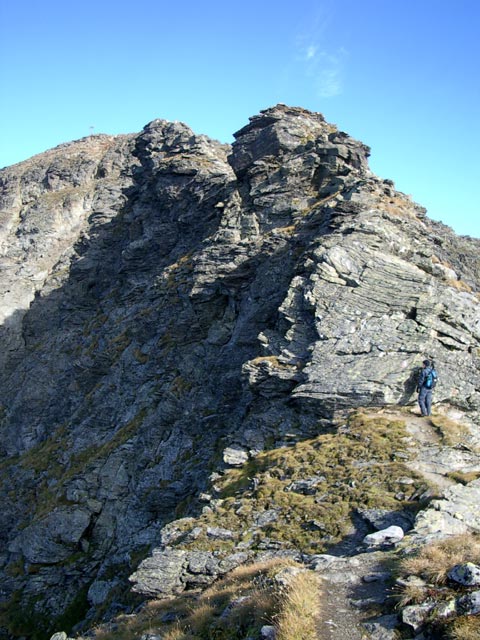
[230,103,371,178]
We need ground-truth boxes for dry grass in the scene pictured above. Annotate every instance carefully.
[429,415,471,447]
[383,194,419,220]
[274,225,297,236]
[275,570,320,640]
[91,560,322,640]
[93,559,301,640]
[444,615,480,640]
[249,355,297,370]
[400,533,480,585]
[396,584,430,608]
[446,470,480,485]
[446,278,473,293]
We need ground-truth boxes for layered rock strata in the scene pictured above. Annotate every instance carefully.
[0,105,479,634]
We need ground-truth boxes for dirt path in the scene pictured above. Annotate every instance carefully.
[382,408,457,493]
[316,551,395,640]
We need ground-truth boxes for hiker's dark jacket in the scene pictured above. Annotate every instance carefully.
[418,367,433,389]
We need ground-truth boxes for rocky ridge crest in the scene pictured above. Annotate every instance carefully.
[0,104,479,637]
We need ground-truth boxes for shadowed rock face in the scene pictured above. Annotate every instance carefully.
[0,104,479,630]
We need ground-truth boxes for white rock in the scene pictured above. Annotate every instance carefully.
[363,525,404,546]
[223,446,249,466]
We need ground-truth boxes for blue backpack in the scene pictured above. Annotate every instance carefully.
[424,367,438,389]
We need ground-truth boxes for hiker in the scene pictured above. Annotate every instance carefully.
[417,359,437,416]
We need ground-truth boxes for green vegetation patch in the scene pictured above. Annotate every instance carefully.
[0,590,51,640]
[176,412,429,554]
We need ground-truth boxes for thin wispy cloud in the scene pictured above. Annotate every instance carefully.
[298,44,347,98]
[306,45,318,60]
[277,7,348,102]
[288,5,348,99]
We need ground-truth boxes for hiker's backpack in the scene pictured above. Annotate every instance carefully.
[424,367,438,389]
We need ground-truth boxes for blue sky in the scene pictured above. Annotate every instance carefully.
[1,0,479,237]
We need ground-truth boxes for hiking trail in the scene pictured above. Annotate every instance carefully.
[315,405,480,639]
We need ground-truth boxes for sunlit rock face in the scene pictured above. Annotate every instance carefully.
[0,104,479,631]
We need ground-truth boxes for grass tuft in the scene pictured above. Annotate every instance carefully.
[443,615,480,640]
[446,471,480,485]
[400,533,480,585]
[429,415,470,447]
[274,570,320,640]
[91,559,310,640]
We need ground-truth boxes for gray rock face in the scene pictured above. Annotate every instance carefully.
[0,104,479,629]
[358,508,414,532]
[129,549,188,597]
[413,478,480,543]
[8,507,91,563]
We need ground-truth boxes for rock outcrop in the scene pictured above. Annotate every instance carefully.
[0,104,479,636]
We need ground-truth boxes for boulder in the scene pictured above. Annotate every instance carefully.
[358,508,414,532]
[362,614,399,640]
[206,526,235,540]
[129,548,249,597]
[363,526,404,547]
[433,599,457,618]
[260,625,276,639]
[285,476,326,495]
[413,480,480,543]
[254,510,280,527]
[401,602,435,633]
[457,590,480,615]
[223,447,249,466]
[448,562,480,586]
[129,549,188,597]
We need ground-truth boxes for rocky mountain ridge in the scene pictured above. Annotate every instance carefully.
[0,104,479,638]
